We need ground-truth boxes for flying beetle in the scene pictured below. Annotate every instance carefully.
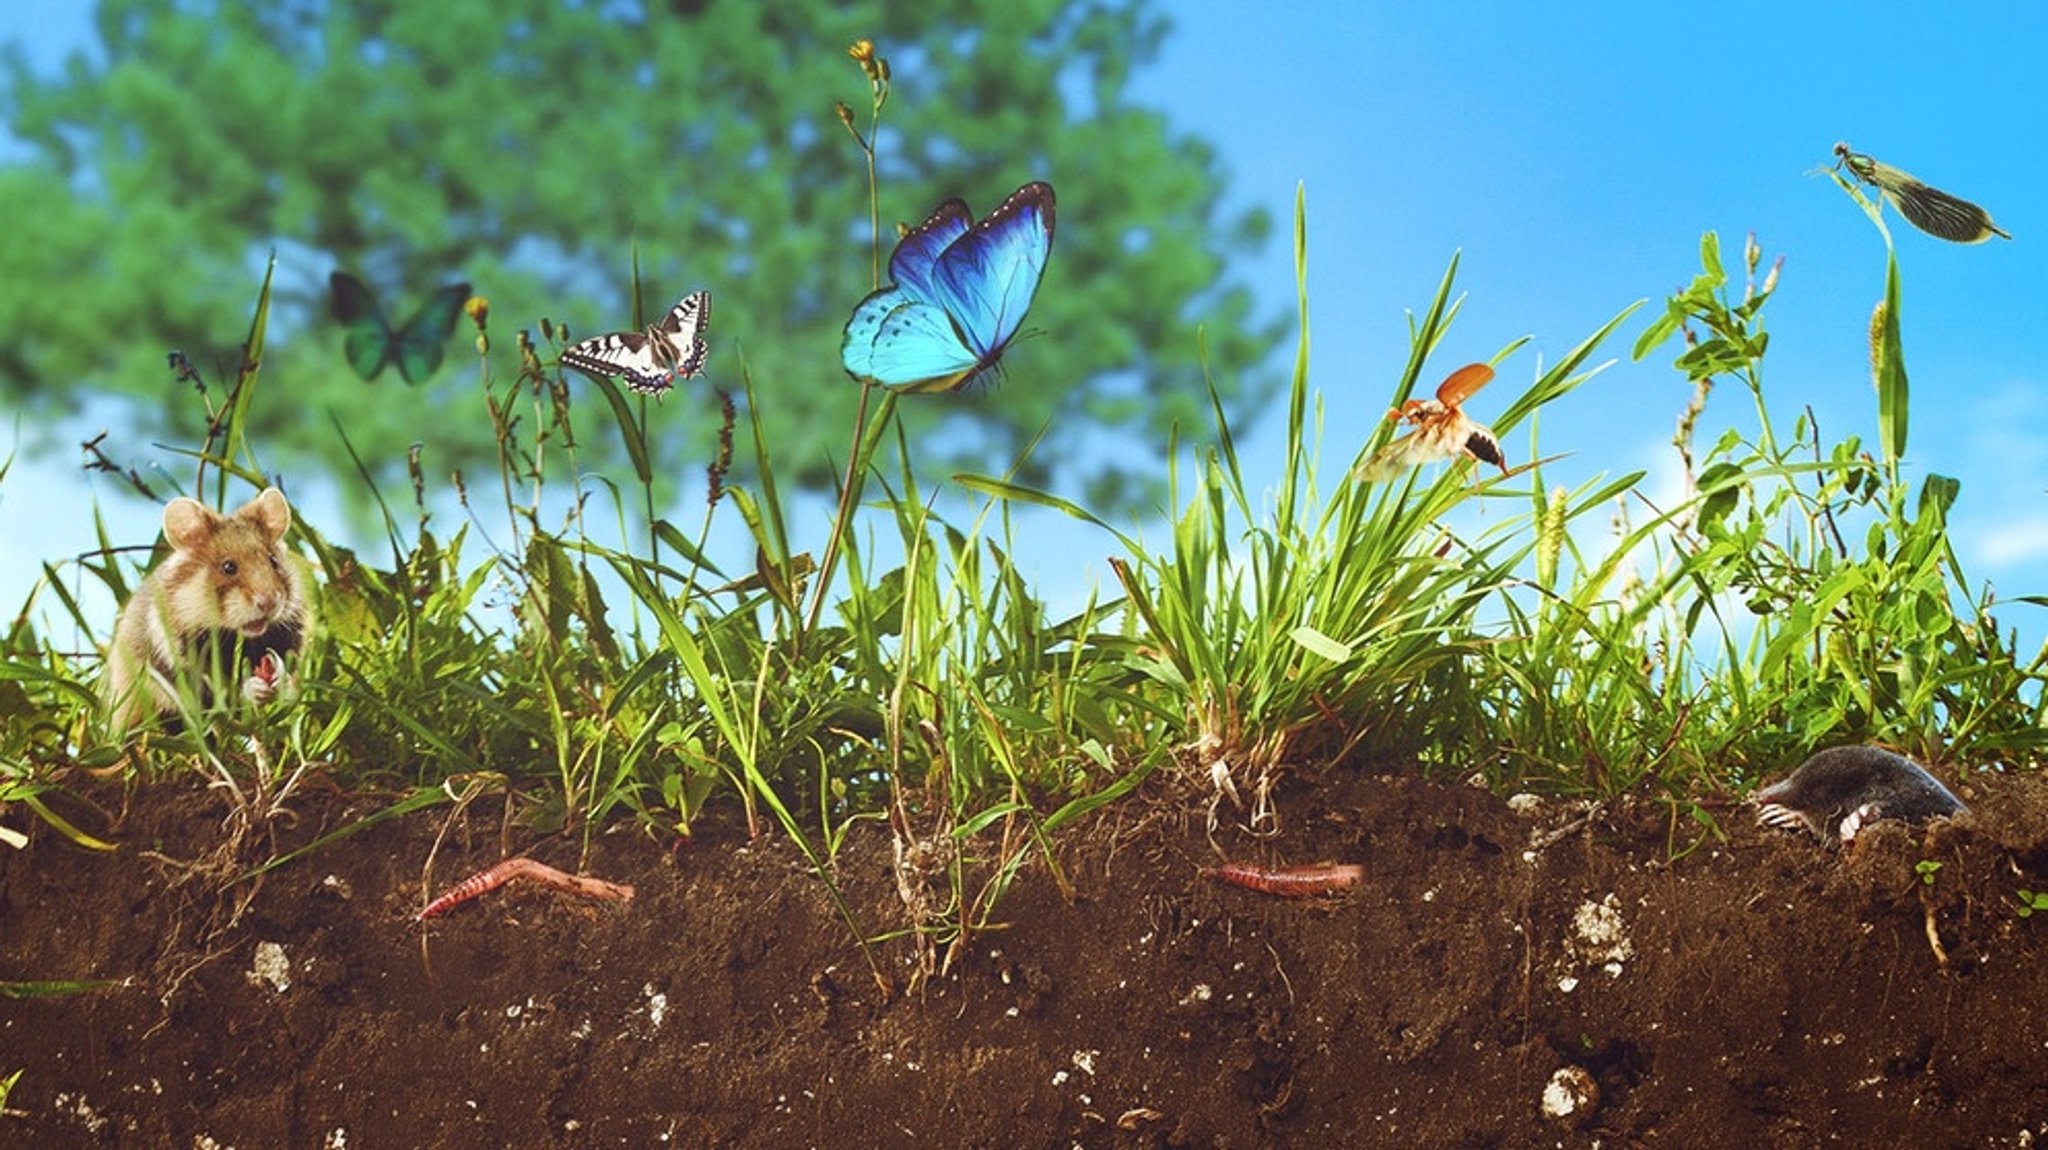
[1357,362,1508,482]
[1831,142,2011,244]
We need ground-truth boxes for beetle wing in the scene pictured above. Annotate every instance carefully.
[1360,427,1457,482]
[1434,362,1495,407]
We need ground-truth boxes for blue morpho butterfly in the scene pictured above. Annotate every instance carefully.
[328,271,472,385]
[841,180,1055,394]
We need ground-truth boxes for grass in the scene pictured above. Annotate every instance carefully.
[2,47,2043,982]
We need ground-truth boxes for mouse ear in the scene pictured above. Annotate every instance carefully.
[245,487,293,542]
[161,498,218,552]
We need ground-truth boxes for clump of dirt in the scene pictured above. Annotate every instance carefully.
[4,763,2047,1148]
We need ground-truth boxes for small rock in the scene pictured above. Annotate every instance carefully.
[1540,1065,1599,1124]
[1568,895,1635,969]
[247,941,291,995]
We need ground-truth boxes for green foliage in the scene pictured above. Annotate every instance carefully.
[0,0,1279,510]
[1632,232,2048,770]
[0,980,124,1000]
[2014,889,2048,918]
[985,191,1638,826]
[1817,161,1914,465]
[0,626,115,849]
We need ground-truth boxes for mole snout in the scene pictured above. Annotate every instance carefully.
[1754,745,1965,846]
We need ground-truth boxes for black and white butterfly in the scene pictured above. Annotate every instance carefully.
[560,290,712,396]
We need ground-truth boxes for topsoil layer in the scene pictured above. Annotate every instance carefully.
[4,762,2047,1148]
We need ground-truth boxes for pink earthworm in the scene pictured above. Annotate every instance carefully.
[1200,861,1365,897]
[415,856,634,921]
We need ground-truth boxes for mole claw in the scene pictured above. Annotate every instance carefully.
[1838,802,1880,844]
[1756,804,1802,830]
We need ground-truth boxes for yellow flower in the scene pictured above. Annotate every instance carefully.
[463,295,490,328]
[847,37,886,86]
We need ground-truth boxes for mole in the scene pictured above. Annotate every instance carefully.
[1754,745,1966,846]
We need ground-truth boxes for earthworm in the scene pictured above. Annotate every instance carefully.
[415,856,635,921]
[1201,862,1365,897]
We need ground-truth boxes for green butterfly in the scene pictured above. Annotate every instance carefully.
[328,271,473,384]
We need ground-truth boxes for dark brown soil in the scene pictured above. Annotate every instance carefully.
[5,763,2048,1148]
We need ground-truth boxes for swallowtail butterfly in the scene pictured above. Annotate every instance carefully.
[560,290,712,396]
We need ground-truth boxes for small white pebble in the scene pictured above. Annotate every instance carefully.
[247,941,291,994]
[1540,1066,1598,1122]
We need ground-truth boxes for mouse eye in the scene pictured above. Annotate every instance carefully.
[221,559,239,577]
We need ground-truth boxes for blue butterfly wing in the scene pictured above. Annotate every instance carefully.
[841,288,980,393]
[887,199,972,303]
[839,289,900,381]
[841,182,1056,393]
[928,181,1055,369]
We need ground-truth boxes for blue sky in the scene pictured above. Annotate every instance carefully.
[4,3,2045,648]
[1141,4,2047,621]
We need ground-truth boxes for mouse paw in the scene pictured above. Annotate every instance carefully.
[242,651,284,705]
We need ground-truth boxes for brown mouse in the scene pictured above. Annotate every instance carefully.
[101,487,312,736]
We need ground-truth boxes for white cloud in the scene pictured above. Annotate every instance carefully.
[1963,516,2048,568]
